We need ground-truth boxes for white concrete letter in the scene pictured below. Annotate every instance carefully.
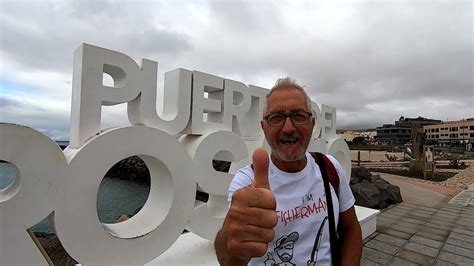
[320,104,337,138]
[70,44,145,148]
[186,71,227,134]
[223,79,251,138]
[180,131,248,239]
[0,123,67,265]
[128,68,192,135]
[242,84,268,140]
[56,126,195,264]
[326,136,351,179]
[311,102,323,138]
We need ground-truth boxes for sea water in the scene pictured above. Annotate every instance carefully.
[0,162,149,233]
[0,162,16,189]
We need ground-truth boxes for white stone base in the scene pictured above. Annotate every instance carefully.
[355,205,379,239]
[147,232,218,265]
[148,205,379,265]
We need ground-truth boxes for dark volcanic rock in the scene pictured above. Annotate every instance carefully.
[213,160,231,172]
[350,167,403,209]
[35,232,77,265]
[351,180,380,208]
[115,214,131,223]
[114,207,143,223]
[105,157,231,183]
[105,156,150,183]
[386,185,402,204]
[370,174,383,183]
[352,167,371,180]
[351,167,371,184]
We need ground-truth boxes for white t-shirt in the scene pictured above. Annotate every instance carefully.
[228,152,355,266]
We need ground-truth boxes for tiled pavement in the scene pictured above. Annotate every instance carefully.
[361,201,474,265]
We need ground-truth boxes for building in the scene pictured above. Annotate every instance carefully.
[337,130,377,143]
[337,130,358,142]
[423,118,474,143]
[376,116,441,144]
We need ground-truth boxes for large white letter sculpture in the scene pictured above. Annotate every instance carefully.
[0,43,350,264]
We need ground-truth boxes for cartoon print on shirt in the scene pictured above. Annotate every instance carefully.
[307,216,328,266]
[266,231,299,266]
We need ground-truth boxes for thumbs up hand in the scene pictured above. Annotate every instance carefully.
[219,148,278,264]
[252,147,271,190]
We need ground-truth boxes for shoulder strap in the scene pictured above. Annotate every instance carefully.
[312,152,341,266]
[310,152,340,195]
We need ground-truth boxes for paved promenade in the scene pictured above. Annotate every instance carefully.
[361,179,474,265]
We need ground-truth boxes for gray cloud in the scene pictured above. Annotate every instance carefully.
[0,0,472,137]
[0,96,70,139]
[0,0,193,73]
[0,97,34,109]
[208,1,285,33]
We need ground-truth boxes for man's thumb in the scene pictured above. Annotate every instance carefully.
[252,147,270,189]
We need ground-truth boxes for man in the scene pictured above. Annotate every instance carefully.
[425,147,433,163]
[215,78,362,265]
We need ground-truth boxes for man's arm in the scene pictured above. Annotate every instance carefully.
[339,206,362,265]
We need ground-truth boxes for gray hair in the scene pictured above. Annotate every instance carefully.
[262,77,312,117]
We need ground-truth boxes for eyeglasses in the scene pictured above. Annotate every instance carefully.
[264,112,312,127]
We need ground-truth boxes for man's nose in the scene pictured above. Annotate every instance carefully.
[281,116,296,132]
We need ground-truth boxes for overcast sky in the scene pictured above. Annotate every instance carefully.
[0,0,472,140]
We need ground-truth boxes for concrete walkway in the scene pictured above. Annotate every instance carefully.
[361,175,474,265]
[377,173,451,208]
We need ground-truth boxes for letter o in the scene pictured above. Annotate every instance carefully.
[0,123,67,265]
[54,126,195,264]
[326,136,351,179]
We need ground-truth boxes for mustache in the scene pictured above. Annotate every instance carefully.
[280,252,292,258]
[279,133,300,139]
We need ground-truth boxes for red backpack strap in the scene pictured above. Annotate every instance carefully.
[310,152,340,196]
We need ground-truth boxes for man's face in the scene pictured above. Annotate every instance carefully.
[275,242,294,262]
[261,88,315,163]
